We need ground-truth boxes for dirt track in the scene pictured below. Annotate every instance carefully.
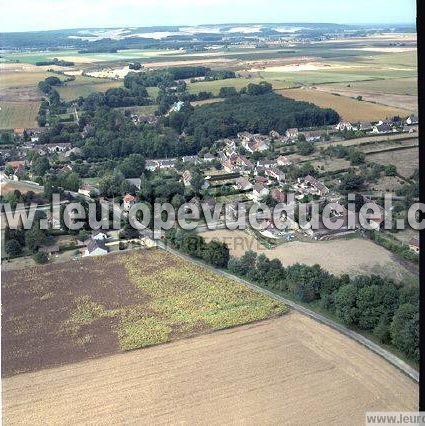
[2,312,417,425]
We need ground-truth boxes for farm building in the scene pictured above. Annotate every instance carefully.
[84,239,109,257]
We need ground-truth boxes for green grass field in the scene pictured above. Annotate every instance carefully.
[1,48,184,65]
[324,77,417,96]
[56,76,122,101]
[0,101,40,129]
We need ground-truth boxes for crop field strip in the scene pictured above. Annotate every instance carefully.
[56,79,122,101]
[1,249,286,376]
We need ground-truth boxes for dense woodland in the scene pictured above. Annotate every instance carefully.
[178,91,340,143]
[35,68,340,162]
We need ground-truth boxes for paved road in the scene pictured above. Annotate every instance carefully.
[156,241,419,383]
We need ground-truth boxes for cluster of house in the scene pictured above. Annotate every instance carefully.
[230,155,292,203]
[36,230,110,260]
[145,153,212,172]
[335,114,418,135]
[4,160,27,180]
[293,175,330,200]
[130,113,159,126]
[219,141,254,173]
[4,142,82,182]
[33,143,72,154]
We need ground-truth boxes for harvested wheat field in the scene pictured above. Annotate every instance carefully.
[277,88,412,121]
[1,249,285,376]
[200,230,415,280]
[0,101,40,129]
[316,86,417,112]
[2,312,417,425]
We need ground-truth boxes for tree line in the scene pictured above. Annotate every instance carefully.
[163,230,418,363]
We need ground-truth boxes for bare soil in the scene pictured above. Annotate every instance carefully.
[2,312,417,425]
[1,253,144,376]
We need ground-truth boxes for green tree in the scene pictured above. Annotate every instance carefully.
[334,284,358,325]
[390,303,419,361]
[118,154,146,178]
[203,240,230,268]
[339,172,364,191]
[348,150,365,165]
[33,251,49,264]
[238,250,258,276]
[5,239,22,256]
[138,173,152,201]
[4,164,14,177]
[25,227,47,252]
[31,156,50,177]
[373,316,391,344]
[64,172,81,191]
[296,140,315,156]
[384,164,397,177]
[190,171,204,194]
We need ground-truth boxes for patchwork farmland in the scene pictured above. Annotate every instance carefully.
[277,88,414,121]
[1,249,286,376]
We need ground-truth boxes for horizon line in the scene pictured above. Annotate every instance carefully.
[0,21,417,34]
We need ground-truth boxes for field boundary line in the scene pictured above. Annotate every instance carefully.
[156,242,419,383]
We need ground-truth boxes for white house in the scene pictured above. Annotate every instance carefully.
[203,153,215,162]
[182,155,199,165]
[302,131,322,142]
[170,101,184,112]
[256,159,276,169]
[92,230,109,241]
[44,143,72,153]
[335,121,353,132]
[265,167,285,182]
[406,115,418,125]
[285,128,299,139]
[277,155,292,167]
[372,123,393,134]
[252,184,269,202]
[145,158,177,171]
[84,239,109,257]
[78,183,99,197]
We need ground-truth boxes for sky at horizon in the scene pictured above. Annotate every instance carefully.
[0,0,417,33]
